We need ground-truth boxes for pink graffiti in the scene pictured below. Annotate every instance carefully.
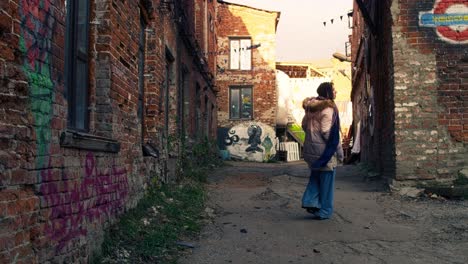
[40,153,129,252]
[20,0,54,70]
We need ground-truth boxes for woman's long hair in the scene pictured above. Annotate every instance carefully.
[312,82,341,168]
[317,82,335,101]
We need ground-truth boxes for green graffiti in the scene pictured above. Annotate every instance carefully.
[262,135,273,161]
[25,69,54,167]
[19,0,55,169]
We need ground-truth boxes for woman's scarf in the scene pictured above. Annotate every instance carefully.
[311,100,340,169]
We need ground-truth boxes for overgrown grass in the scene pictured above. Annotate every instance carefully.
[181,138,223,182]
[94,181,206,263]
[454,175,468,186]
[94,138,222,263]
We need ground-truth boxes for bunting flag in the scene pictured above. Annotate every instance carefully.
[322,10,353,27]
[199,43,261,56]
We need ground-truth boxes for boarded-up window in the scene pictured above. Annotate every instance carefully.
[230,38,251,70]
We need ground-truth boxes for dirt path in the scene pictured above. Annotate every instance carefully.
[179,161,468,264]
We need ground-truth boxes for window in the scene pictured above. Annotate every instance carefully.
[164,48,175,137]
[229,38,251,70]
[138,11,146,139]
[229,86,252,119]
[66,0,90,131]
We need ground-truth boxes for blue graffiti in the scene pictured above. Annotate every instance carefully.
[420,13,468,27]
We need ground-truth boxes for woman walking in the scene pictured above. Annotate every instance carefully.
[301,82,343,220]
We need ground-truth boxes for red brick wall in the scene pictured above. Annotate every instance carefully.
[391,0,466,181]
[351,0,466,183]
[0,1,212,262]
[0,0,161,262]
[145,1,166,142]
[216,2,278,128]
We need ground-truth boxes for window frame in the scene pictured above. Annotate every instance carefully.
[138,11,147,140]
[229,86,253,120]
[65,0,91,132]
[229,37,252,71]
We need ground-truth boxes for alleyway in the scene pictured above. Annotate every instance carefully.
[180,162,468,264]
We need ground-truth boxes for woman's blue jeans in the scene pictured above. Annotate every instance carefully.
[301,169,336,219]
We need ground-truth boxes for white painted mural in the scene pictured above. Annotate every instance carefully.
[224,122,277,162]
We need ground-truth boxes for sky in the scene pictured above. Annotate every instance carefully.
[223,0,354,62]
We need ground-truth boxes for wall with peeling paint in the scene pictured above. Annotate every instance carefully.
[216,1,279,129]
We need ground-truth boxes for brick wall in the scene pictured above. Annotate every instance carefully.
[391,0,466,181]
[216,2,279,129]
[351,0,466,183]
[0,0,219,262]
[0,0,162,262]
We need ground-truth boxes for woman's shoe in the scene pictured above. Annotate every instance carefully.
[305,207,319,214]
[311,215,328,220]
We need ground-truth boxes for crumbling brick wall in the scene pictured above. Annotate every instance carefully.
[391,0,466,181]
[351,0,466,183]
[216,2,279,129]
[0,0,161,262]
[351,0,397,179]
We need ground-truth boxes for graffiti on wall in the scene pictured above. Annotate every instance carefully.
[41,153,129,252]
[19,0,56,167]
[246,125,263,153]
[222,122,277,162]
[19,1,131,253]
[419,0,468,44]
